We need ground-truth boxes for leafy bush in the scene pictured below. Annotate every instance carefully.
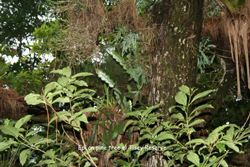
[0,69,249,167]
[110,85,250,167]
[0,67,98,166]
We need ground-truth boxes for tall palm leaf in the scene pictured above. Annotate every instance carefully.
[216,0,250,99]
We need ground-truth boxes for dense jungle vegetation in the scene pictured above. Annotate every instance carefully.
[0,0,250,166]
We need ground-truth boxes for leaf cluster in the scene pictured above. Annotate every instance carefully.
[110,85,250,167]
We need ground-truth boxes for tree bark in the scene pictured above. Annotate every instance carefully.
[146,1,204,166]
[148,0,204,118]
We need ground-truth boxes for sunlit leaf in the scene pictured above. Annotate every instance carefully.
[24,93,44,105]
[52,97,70,104]
[219,141,239,152]
[71,80,88,87]
[187,151,200,167]
[170,113,185,121]
[179,85,190,95]
[51,66,71,78]
[186,138,206,145]
[189,119,205,127]
[190,104,213,116]
[15,115,32,129]
[0,125,19,139]
[44,82,57,95]
[95,69,115,88]
[20,149,30,166]
[57,77,68,87]
[191,89,215,103]
[44,149,55,159]
[72,72,93,78]
[156,132,176,141]
[0,142,10,151]
[175,91,187,106]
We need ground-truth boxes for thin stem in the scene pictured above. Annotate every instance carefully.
[204,141,217,166]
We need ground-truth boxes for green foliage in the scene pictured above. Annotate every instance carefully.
[96,50,146,110]
[0,67,99,166]
[220,0,246,14]
[204,0,221,18]
[0,61,9,82]
[110,85,250,166]
[0,0,50,56]
[198,37,216,74]
[28,19,62,57]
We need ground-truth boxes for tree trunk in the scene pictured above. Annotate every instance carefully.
[146,1,204,166]
[148,0,204,118]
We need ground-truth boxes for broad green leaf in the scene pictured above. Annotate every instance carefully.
[71,80,88,87]
[78,114,88,123]
[123,120,136,132]
[206,124,236,145]
[73,93,92,100]
[72,72,93,78]
[35,138,53,145]
[66,85,76,92]
[29,135,41,144]
[220,159,229,167]
[3,119,10,125]
[44,149,55,159]
[175,91,187,106]
[62,66,72,77]
[112,125,119,140]
[219,141,239,152]
[51,67,71,78]
[24,93,44,105]
[84,162,91,167]
[156,132,175,141]
[68,152,80,157]
[72,102,82,110]
[141,104,161,118]
[44,82,57,95]
[20,149,30,166]
[0,125,19,139]
[95,69,115,88]
[169,105,185,112]
[73,89,95,97]
[108,50,127,70]
[57,77,68,87]
[186,139,206,145]
[225,126,234,141]
[190,104,213,116]
[189,119,205,127]
[153,125,164,136]
[79,107,97,113]
[191,89,215,103]
[139,134,152,141]
[216,143,226,153]
[116,159,129,166]
[140,128,151,134]
[26,129,39,137]
[206,155,225,167]
[56,111,72,117]
[0,142,10,151]
[50,69,63,74]
[47,90,63,101]
[179,85,190,95]
[52,97,70,104]
[187,151,200,167]
[170,113,185,121]
[206,131,219,145]
[15,115,32,129]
